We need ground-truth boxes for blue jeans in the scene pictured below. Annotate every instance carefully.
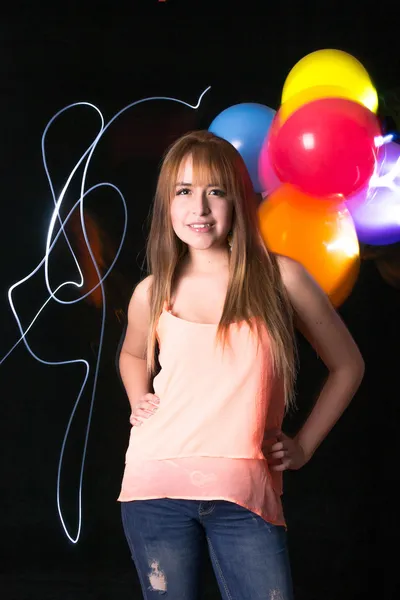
[121,498,294,599]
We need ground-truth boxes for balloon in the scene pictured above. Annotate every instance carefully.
[279,84,368,125]
[346,141,400,245]
[282,49,378,113]
[258,184,360,307]
[268,97,381,197]
[258,130,282,195]
[209,103,276,193]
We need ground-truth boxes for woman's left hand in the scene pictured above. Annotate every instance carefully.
[263,430,309,472]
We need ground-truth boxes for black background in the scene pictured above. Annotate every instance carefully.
[0,2,398,599]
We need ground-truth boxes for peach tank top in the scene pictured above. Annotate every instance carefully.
[118,304,286,527]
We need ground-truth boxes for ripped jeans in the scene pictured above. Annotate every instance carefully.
[121,499,294,600]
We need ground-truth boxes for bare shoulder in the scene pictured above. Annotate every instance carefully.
[275,255,364,373]
[276,253,299,275]
[275,253,333,315]
[132,274,154,300]
[123,275,154,359]
[276,254,308,292]
[128,274,153,312]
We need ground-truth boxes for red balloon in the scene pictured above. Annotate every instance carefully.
[268,98,381,197]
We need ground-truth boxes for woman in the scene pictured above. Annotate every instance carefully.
[117,130,365,599]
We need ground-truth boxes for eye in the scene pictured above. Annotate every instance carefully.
[176,188,191,195]
[209,188,226,196]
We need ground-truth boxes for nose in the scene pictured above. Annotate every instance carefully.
[191,189,211,216]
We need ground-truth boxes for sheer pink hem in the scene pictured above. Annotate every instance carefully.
[118,456,286,527]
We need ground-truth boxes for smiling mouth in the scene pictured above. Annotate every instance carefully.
[188,224,214,231]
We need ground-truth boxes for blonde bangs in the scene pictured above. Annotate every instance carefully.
[188,143,233,191]
[162,136,239,203]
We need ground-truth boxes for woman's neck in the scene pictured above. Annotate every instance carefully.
[182,247,230,275]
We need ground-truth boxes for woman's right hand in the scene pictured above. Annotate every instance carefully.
[130,393,160,427]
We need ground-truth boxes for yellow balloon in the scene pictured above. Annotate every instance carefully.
[279,84,368,125]
[282,49,378,114]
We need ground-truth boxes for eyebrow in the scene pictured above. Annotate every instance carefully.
[175,182,223,187]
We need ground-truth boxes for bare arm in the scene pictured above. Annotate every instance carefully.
[279,255,365,461]
[119,275,154,413]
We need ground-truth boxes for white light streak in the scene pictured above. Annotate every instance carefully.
[1,86,211,544]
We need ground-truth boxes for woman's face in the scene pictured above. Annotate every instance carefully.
[170,155,233,251]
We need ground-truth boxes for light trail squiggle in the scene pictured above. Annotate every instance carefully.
[1,86,211,543]
[370,137,400,193]
[356,134,400,197]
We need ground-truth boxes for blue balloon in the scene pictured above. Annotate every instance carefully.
[209,103,276,193]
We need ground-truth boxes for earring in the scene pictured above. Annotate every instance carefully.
[227,231,233,252]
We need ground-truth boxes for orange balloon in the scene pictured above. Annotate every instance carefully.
[259,185,360,307]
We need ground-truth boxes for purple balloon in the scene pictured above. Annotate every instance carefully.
[346,141,400,245]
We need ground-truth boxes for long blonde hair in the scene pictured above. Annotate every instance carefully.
[146,130,297,409]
